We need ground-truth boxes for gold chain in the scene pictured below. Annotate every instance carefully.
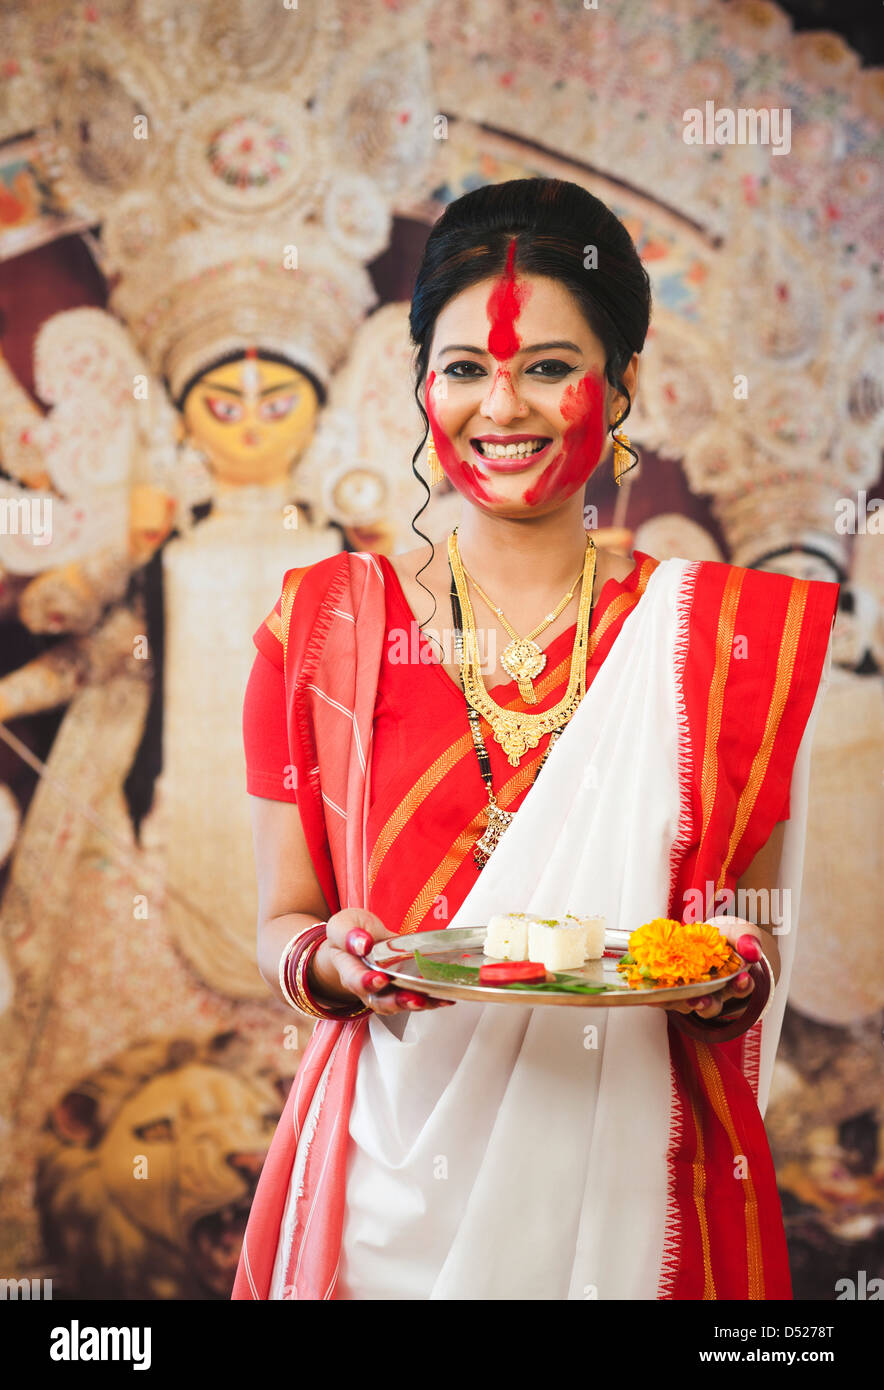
[448,529,596,765]
[458,556,583,643]
[457,548,586,702]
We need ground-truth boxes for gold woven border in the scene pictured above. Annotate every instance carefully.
[280,568,309,666]
[398,744,544,934]
[696,1042,765,1300]
[698,569,744,847]
[264,609,284,647]
[686,1055,718,1300]
[715,580,809,892]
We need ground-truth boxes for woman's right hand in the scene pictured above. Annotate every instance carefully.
[310,908,455,1016]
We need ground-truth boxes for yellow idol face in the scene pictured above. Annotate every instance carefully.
[182,355,320,489]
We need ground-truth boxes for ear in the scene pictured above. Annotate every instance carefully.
[626,352,640,402]
[48,1090,102,1146]
[207,1029,250,1069]
[619,352,640,414]
[607,353,640,428]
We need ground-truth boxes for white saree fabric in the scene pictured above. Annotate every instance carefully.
[270,559,831,1300]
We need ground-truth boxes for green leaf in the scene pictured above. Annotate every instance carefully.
[504,979,629,995]
[413,950,480,984]
[412,952,630,994]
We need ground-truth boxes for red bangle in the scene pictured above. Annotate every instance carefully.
[299,936,370,1020]
[280,925,326,1011]
[669,959,772,1043]
[282,926,369,1021]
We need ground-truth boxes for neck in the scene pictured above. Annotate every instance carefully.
[454,498,592,600]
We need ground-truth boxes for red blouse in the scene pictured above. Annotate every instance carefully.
[242,551,791,819]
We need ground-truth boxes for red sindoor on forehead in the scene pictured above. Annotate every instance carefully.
[486,237,531,361]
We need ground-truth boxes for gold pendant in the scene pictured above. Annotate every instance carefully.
[497,724,543,765]
[474,801,514,867]
[500,637,546,705]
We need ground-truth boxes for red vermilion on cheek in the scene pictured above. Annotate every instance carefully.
[522,371,606,507]
[426,369,497,504]
[486,237,530,361]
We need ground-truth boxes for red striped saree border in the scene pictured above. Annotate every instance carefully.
[234,550,387,1301]
[673,562,838,904]
[658,559,839,1301]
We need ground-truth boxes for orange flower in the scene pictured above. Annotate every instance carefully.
[616,918,742,990]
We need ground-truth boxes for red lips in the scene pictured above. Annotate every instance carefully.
[470,439,553,472]
[471,434,552,445]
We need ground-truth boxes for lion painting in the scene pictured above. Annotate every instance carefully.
[35,1031,289,1300]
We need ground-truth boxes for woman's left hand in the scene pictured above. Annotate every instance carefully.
[650,916,770,1022]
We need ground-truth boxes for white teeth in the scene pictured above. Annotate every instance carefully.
[475,439,547,458]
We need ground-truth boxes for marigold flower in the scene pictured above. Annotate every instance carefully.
[617,918,742,990]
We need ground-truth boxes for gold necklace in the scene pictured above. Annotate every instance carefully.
[457,551,586,703]
[449,575,566,868]
[448,528,597,767]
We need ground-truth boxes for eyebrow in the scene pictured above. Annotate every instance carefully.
[437,340,582,356]
[200,380,297,397]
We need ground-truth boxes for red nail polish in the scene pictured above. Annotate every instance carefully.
[736,971,751,989]
[736,933,761,961]
[361,970,388,992]
[395,990,426,1009]
[347,929,373,956]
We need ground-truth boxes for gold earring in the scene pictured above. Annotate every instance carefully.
[612,422,633,487]
[427,438,444,486]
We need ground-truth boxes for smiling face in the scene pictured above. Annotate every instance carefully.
[424,244,630,517]
[182,353,319,488]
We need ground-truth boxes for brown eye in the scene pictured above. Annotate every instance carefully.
[134,1117,175,1142]
[445,362,485,378]
[527,360,573,378]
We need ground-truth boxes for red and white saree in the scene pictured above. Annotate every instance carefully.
[233,546,837,1301]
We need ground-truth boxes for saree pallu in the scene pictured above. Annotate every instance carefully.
[232,548,838,1301]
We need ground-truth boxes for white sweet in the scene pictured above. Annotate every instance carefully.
[563,912,606,960]
[483,912,539,959]
[527,918,588,971]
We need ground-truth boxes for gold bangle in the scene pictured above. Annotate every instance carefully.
[285,929,371,1021]
[277,923,326,1014]
[295,945,371,1020]
[295,945,336,1018]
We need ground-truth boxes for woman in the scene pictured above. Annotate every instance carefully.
[233,179,838,1301]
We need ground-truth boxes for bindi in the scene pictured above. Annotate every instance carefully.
[486,237,531,362]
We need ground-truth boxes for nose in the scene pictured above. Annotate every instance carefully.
[480,366,529,424]
[227,1151,265,1181]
